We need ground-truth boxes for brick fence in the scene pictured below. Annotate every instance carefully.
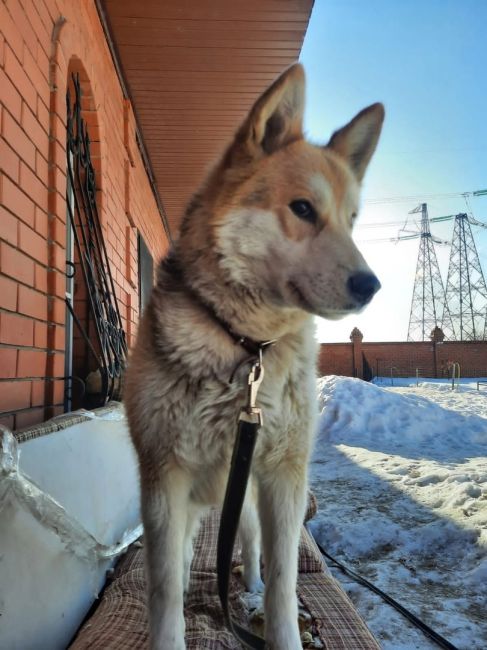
[0,0,169,429]
[319,328,487,379]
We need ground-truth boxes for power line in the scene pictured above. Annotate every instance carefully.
[364,188,487,205]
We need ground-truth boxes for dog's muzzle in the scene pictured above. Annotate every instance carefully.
[347,272,381,305]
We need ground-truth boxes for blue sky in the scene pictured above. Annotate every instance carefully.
[300,0,487,342]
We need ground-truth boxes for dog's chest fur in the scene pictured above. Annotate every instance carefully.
[125,283,318,503]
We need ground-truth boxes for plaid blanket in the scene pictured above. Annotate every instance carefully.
[71,504,379,649]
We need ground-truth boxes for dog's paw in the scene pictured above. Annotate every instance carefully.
[244,574,265,594]
[151,634,186,650]
[266,621,302,650]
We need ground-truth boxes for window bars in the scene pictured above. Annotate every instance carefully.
[65,73,127,408]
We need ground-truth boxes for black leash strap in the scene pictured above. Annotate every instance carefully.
[217,360,267,649]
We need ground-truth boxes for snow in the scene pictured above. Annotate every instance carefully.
[309,376,487,650]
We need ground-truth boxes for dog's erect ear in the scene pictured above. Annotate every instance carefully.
[327,103,385,181]
[235,64,305,159]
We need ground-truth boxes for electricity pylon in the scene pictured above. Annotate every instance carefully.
[441,213,487,340]
[407,204,454,341]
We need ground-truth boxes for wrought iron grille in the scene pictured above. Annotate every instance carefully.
[65,74,127,407]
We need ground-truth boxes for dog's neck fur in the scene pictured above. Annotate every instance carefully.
[159,252,275,356]
[172,235,309,345]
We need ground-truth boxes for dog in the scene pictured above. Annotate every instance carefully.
[125,63,384,650]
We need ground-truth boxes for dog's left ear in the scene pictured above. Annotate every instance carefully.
[327,103,385,181]
[233,64,305,160]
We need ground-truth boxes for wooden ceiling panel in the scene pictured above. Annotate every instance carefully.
[101,0,313,234]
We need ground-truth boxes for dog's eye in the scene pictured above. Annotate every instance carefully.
[289,200,317,224]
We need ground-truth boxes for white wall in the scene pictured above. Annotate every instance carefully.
[0,405,141,650]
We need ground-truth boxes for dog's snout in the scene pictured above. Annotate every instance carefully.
[347,272,381,304]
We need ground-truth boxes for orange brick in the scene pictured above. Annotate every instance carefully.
[0,207,19,247]
[0,348,17,378]
[19,161,48,212]
[52,352,64,376]
[0,3,23,63]
[0,379,31,412]
[52,215,66,246]
[47,268,65,298]
[4,44,36,107]
[31,379,46,407]
[1,111,36,173]
[52,323,65,351]
[0,311,34,345]
[51,379,64,404]
[15,407,45,430]
[33,0,54,37]
[48,187,67,224]
[19,222,48,265]
[18,285,48,320]
[35,150,49,188]
[0,139,20,184]
[0,242,35,285]
[51,242,65,273]
[21,103,49,161]
[0,67,22,121]
[34,320,48,348]
[17,349,47,377]
[23,1,50,60]
[1,174,35,228]
[50,113,65,148]
[43,0,62,30]
[51,164,66,198]
[0,274,18,311]
[35,206,49,239]
[4,0,38,58]
[36,94,50,130]
[50,138,66,170]
[36,35,50,73]
[51,296,65,325]
[24,46,51,96]
[34,263,48,293]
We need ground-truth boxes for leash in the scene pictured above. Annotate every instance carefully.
[310,533,459,650]
[217,348,268,649]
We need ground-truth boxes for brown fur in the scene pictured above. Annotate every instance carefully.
[125,63,384,650]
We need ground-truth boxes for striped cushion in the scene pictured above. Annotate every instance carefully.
[70,500,379,649]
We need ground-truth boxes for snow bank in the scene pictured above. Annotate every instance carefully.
[316,375,487,459]
[309,375,487,650]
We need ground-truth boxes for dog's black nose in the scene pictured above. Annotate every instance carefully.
[347,272,381,304]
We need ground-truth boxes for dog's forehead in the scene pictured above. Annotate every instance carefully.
[307,148,359,214]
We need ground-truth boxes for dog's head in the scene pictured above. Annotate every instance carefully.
[179,64,384,322]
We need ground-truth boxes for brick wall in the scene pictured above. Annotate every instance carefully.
[318,343,354,377]
[319,333,487,379]
[0,0,170,430]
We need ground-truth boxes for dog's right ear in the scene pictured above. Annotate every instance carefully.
[327,103,385,182]
[230,64,305,162]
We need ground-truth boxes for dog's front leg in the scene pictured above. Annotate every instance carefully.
[141,466,191,650]
[258,467,307,650]
[239,486,264,593]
